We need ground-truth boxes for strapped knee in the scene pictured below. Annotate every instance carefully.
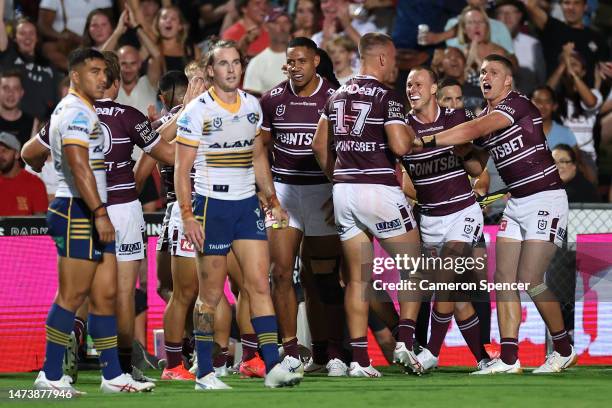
[527,282,548,298]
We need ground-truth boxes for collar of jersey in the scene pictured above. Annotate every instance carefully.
[289,74,322,98]
[68,88,96,112]
[209,87,241,114]
[97,98,112,102]
[411,104,441,125]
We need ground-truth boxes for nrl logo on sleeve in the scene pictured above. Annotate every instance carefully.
[276,104,285,116]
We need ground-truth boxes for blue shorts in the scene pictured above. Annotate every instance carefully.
[193,194,267,255]
[47,197,115,261]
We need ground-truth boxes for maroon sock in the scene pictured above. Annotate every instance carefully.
[165,341,183,369]
[283,338,299,359]
[327,338,344,361]
[550,330,572,357]
[73,317,86,346]
[241,334,258,362]
[312,341,328,364]
[426,311,453,357]
[500,337,518,365]
[456,313,483,362]
[213,347,229,368]
[350,336,369,367]
[397,319,416,349]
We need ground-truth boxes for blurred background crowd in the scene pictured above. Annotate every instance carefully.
[0,0,611,217]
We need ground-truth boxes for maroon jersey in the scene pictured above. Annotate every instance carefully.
[403,106,476,216]
[323,75,406,186]
[95,99,160,205]
[260,77,335,185]
[475,91,562,197]
[152,104,195,203]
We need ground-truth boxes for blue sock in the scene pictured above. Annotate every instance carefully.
[42,303,75,380]
[88,314,122,380]
[251,315,279,373]
[194,331,214,378]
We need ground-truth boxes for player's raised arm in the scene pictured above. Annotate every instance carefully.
[312,116,334,181]
[420,111,512,148]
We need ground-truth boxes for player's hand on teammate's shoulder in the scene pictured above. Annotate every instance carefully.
[94,209,115,244]
[183,217,205,251]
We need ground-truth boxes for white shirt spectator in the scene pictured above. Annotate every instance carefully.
[116,76,157,117]
[513,32,546,94]
[39,0,111,36]
[311,19,379,47]
[243,48,287,94]
[563,89,603,161]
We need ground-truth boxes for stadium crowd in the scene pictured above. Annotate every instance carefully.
[0,0,610,394]
[0,0,611,215]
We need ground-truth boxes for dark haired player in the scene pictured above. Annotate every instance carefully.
[34,48,149,394]
[415,54,576,374]
[259,37,346,376]
[402,66,489,371]
[313,33,422,378]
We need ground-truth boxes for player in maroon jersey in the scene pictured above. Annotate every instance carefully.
[416,54,576,374]
[259,37,346,376]
[402,66,489,372]
[313,33,422,377]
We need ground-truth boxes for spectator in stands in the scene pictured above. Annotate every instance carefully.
[433,46,484,113]
[293,0,320,38]
[0,16,59,121]
[547,45,602,184]
[436,77,465,110]
[326,35,356,85]
[312,0,377,49]
[0,132,47,215]
[522,0,609,86]
[243,8,292,96]
[114,44,162,116]
[0,70,38,146]
[552,144,600,202]
[82,8,114,50]
[222,0,270,58]
[152,5,200,73]
[421,0,514,56]
[37,0,112,71]
[133,0,161,40]
[494,0,546,94]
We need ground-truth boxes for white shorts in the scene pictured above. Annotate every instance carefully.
[333,183,417,241]
[169,201,196,258]
[265,182,337,236]
[107,200,146,262]
[420,202,484,253]
[497,189,568,247]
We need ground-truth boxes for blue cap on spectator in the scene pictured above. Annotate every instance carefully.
[0,132,21,152]
[267,7,290,23]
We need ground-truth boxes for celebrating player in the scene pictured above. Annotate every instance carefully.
[415,54,576,374]
[402,66,488,371]
[33,48,150,394]
[313,33,422,377]
[174,40,302,389]
[259,37,345,375]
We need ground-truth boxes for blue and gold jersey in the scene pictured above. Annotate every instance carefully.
[176,87,263,200]
[49,90,107,202]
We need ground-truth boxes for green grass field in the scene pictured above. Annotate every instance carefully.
[1,366,611,408]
